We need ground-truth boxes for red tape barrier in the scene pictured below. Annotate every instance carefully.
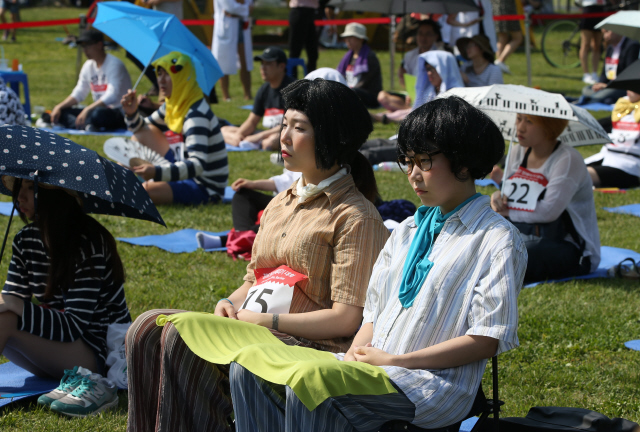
[0,11,617,30]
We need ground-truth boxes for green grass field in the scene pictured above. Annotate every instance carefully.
[0,6,639,430]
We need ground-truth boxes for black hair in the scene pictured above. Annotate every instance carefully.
[417,19,442,42]
[281,79,378,203]
[12,178,125,300]
[397,96,504,181]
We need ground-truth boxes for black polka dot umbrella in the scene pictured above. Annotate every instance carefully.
[0,125,165,226]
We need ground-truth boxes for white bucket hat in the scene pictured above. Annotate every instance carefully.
[340,22,368,41]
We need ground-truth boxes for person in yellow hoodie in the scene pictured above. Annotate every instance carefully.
[121,51,229,205]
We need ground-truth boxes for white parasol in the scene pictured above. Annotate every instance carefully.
[438,84,610,192]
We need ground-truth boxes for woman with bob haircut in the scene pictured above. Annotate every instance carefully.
[0,177,131,378]
[222,95,527,431]
[491,113,600,283]
[125,78,389,432]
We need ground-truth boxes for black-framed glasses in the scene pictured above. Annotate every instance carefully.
[396,151,442,174]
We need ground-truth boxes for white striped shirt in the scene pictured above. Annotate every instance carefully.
[126,99,229,198]
[337,196,527,428]
[2,225,131,362]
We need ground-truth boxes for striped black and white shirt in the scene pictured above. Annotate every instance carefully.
[126,98,229,199]
[2,225,131,363]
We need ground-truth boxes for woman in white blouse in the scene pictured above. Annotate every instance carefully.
[491,114,601,283]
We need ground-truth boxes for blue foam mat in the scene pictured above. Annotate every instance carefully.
[0,362,59,408]
[624,340,640,351]
[577,102,614,112]
[118,228,230,253]
[460,417,478,432]
[525,246,640,287]
[475,179,499,188]
[604,204,640,218]
[0,201,14,216]
[40,127,133,137]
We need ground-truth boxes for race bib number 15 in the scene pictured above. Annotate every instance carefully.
[239,265,308,314]
[503,167,548,212]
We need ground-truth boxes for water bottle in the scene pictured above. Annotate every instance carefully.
[374,162,402,172]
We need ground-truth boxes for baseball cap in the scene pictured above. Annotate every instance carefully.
[254,47,287,64]
[77,28,104,45]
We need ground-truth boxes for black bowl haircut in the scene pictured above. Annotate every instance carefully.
[397,96,505,181]
[281,79,373,171]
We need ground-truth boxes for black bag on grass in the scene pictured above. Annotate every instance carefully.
[498,406,639,432]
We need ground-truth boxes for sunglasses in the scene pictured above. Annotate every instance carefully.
[396,151,442,174]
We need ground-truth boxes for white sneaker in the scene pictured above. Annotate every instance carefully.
[582,73,597,85]
[494,61,512,75]
[50,373,119,418]
[591,72,599,83]
[37,366,92,407]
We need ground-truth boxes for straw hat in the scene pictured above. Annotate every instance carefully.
[456,34,495,63]
[340,23,368,41]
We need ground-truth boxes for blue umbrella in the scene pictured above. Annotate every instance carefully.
[93,1,223,95]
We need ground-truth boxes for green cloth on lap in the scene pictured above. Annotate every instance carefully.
[156,312,397,410]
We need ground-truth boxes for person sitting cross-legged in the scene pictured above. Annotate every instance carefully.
[221,47,295,151]
[48,28,132,132]
[121,51,229,206]
[217,96,527,431]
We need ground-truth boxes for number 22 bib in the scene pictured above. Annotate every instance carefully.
[503,167,548,212]
[239,265,308,314]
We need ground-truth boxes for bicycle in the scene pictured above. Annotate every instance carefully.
[540,0,639,69]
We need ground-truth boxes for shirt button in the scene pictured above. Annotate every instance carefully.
[282,233,286,238]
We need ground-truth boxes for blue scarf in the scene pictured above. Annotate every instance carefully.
[399,193,481,308]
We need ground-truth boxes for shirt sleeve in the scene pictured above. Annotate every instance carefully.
[270,170,301,193]
[220,0,248,16]
[2,235,31,300]
[466,238,527,355]
[98,58,128,107]
[69,61,92,103]
[488,64,504,85]
[330,216,389,307]
[153,110,223,182]
[17,241,109,343]
[362,228,397,326]
[508,150,583,224]
[252,84,267,117]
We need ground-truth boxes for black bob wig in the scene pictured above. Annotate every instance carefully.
[397,96,505,181]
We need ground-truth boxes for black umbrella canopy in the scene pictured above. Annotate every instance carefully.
[607,58,640,94]
[0,125,165,226]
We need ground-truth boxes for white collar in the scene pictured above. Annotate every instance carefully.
[296,167,348,203]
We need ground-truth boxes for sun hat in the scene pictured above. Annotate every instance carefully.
[456,34,495,63]
[340,23,368,41]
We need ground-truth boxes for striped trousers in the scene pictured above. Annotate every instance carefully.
[125,309,331,432]
[229,362,416,432]
[125,309,234,432]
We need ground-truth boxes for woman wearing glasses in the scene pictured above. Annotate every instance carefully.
[125,79,389,432]
[225,96,527,431]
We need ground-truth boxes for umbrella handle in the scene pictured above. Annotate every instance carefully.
[0,201,16,265]
[132,45,161,92]
[500,125,517,196]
